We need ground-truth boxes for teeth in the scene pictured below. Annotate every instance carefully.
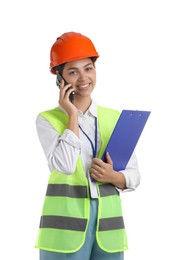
[79,84,89,89]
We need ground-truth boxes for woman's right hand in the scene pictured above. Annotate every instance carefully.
[58,80,77,116]
[59,80,79,137]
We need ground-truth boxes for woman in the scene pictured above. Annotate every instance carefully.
[35,32,140,260]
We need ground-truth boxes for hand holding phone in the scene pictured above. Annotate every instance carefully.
[56,73,75,103]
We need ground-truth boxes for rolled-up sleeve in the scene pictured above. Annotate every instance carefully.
[120,152,141,192]
[36,114,82,174]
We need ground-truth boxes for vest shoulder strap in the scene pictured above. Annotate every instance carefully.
[40,107,68,134]
[97,106,120,158]
[97,106,120,121]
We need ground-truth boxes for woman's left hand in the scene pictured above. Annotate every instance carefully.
[90,152,115,183]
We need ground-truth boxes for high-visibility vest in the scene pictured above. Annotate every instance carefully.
[35,106,128,253]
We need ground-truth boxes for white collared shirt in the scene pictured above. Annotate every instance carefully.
[36,100,140,197]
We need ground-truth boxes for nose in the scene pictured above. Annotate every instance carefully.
[77,71,87,82]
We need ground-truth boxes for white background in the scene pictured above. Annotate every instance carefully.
[0,0,179,259]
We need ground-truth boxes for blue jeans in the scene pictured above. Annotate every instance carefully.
[40,199,124,260]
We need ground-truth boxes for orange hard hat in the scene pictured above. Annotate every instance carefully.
[50,32,99,74]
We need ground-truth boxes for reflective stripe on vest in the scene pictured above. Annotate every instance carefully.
[39,215,124,232]
[46,184,88,198]
[35,106,128,253]
[40,215,87,231]
[46,183,118,198]
[99,216,125,231]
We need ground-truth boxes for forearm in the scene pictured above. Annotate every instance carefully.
[110,152,140,191]
[67,111,79,137]
[110,170,127,190]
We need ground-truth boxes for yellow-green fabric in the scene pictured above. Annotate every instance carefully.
[35,106,128,253]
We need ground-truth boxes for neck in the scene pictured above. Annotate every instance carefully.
[74,96,92,114]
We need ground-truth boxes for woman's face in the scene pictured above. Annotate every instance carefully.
[62,58,96,99]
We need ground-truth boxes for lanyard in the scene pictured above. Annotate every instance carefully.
[78,117,98,158]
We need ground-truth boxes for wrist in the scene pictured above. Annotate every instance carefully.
[111,171,127,190]
[67,112,79,137]
[68,109,78,118]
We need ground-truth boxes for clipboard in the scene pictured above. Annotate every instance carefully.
[101,110,151,171]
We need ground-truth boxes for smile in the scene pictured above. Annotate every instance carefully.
[78,83,90,90]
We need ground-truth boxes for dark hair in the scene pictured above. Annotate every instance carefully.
[53,57,95,75]
[53,63,66,75]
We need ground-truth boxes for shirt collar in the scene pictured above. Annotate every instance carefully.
[85,99,98,118]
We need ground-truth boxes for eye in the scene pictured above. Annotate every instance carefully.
[68,70,77,75]
[85,66,93,71]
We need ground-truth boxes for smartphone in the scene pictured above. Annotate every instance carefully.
[56,73,75,103]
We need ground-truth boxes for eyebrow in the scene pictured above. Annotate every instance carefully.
[67,63,93,71]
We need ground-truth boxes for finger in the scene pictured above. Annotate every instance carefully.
[91,170,104,182]
[61,84,72,93]
[105,152,113,165]
[91,166,104,179]
[91,164,102,174]
[90,166,97,175]
[91,172,101,181]
[60,85,74,101]
[92,158,105,167]
[91,173,96,179]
